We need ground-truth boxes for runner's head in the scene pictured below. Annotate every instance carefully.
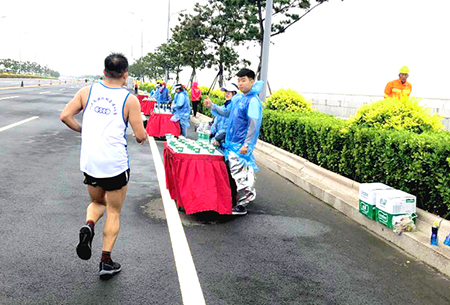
[104,53,129,84]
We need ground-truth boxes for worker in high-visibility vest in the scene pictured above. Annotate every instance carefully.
[384,66,412,99]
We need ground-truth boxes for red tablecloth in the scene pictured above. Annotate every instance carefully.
[146,113,181,137]
[164,144,232,214]
[141,99,156,115]
[137,94,148,104]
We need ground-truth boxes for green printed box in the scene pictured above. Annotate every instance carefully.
[359,183,393,220]
[375,190,417,229]
[376,209,417,229]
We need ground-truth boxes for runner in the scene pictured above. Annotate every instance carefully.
[60,53,147,279]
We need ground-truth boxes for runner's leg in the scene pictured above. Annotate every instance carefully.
[86,185,106,223]
[102,186,128,252]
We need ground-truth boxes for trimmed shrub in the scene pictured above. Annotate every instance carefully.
[261,110,450,217]
[348,96,444,133]
[265,88,313,112]
[138,82,155,93]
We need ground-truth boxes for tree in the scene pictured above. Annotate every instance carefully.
[129,56,149,81]
[176,2,251,87]
[172,13,212,87]
[155,40,185,83]
[218,0,338,78]
[0,58,60,77]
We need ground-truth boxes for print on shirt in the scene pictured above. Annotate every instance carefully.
[89,97,118,116]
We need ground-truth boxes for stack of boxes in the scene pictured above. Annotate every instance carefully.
[359,183,417,229]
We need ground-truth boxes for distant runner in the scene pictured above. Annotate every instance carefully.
[60,53,147,279]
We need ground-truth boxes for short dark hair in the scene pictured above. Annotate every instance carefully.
[105,53,128,79]
[236,68,255,80]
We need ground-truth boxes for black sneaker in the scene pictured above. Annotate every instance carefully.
[76,225,94,260]
[232,205,247,215]
[99,261,122,279]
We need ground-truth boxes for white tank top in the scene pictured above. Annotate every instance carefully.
[80,82,131,178]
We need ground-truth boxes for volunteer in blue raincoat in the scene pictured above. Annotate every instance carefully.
[157,81,171,105]
[171,84,191,137]
[150,82,160,101]
[204,68,263,216]
[210,83,239,151]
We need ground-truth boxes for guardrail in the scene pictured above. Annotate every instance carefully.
[302,92,450,130]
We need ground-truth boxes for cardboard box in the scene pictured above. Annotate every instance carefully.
[375,190,417,229]
[359,183,393,220]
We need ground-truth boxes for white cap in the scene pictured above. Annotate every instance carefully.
[221,83,238,93]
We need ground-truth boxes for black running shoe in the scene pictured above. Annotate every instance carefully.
[76,225,94,260]
[232,205,247,215]
[99,261,122,279]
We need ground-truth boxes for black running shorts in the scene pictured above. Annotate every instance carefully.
[83,169,130,191]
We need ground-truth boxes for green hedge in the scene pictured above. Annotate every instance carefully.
[0,73,57,79]
[260,110,450,216]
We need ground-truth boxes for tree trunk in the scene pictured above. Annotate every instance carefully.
[218,64,224,87]
[188,68,196,88]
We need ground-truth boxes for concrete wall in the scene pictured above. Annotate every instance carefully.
[302,92,450,130]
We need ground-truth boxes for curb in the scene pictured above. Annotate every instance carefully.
[192,112,450,277]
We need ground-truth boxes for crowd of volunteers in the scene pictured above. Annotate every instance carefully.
[138,68,263,215]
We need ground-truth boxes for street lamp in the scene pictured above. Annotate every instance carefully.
[259,0,273,102]
[166,0,186,81]
[129,11,143,58]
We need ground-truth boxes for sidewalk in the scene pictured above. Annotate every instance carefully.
[191,113,450,277]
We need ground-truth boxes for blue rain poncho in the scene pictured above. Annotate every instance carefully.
[171,89,191,132]
[211,80,264,172]
[150,88,158,99]
[157,87,171,104]
[210,99,232,145]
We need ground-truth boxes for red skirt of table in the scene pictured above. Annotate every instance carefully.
[163,144,232,215]
[137,94,148,103]
[141,99,156,115]
[146,113,181,137]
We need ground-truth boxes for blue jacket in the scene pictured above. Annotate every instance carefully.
[211,81,264,171]
[157,87,171,104]
[210,99,232,145]
[171,90,191,130]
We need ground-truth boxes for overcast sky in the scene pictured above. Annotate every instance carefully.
[1,0,449,98]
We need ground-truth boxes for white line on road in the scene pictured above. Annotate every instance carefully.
[0,116,39,132]
[148,136,206,305]
[39,91,51,94]
[0,96,19,101]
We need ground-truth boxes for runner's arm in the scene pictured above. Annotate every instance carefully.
[126,95,147,144]
[60,88,85,132]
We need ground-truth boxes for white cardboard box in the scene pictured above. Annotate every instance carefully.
[375,189,417,215]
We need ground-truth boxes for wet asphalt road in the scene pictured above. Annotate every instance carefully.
[0,80,449,304]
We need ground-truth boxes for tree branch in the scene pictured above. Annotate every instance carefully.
[270,1,326,38]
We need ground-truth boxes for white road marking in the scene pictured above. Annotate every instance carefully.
[59,88,65,91]
[0,116,39,132]
[148,136,206,305]
[0,96,19,101]
[39,91,51,94]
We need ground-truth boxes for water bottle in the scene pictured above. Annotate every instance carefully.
[197,122,204,141]
[431,221,439,246]
[444,233,450,246]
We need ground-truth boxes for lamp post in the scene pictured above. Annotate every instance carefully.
[259,0,273,102]
[129,11,143,58]
[165,0,186,82]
